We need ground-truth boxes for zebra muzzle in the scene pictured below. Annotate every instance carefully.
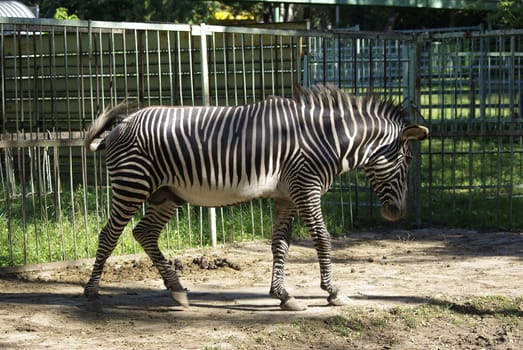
[380,202,405,222]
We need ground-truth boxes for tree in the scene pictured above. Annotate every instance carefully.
[26,0,260,24]
[490,1,523,29]
[24,1,495,30]
[53,7,79,20]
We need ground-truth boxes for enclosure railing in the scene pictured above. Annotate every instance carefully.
[1,17,521,267]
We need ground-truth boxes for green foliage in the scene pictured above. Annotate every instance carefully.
[389,302,455,329]
[491,1,523,29]
[38,1,260,24]
[53,7,79,20]
[325,295,522,341]
[0,186,273,266]
[420,136,523,229]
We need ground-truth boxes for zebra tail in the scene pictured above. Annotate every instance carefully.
[84,101,139,152]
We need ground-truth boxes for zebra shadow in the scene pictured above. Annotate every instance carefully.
[187,291,328,312]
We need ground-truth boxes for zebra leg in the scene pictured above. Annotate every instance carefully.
[84,201,142,310]
[132,187,189,307]
[269,199,306,311]
[295,193,351,307]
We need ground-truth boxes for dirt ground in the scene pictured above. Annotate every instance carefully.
[0,228,522,350]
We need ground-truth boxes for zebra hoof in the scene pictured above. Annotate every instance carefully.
[280,297,307,311]
[170,290,190,308]
[327,292,351,306]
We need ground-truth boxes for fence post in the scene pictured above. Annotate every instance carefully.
[198,24,218,248]
[403,37,423,226]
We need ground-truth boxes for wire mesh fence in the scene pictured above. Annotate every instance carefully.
[418,31,523,228]
[1,18,521,267]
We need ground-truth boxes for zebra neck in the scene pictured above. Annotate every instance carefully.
[337,120,399,174]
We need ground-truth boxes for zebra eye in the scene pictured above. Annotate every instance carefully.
[404,154,413,164]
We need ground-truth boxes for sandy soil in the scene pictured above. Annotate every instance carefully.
[0,228,522,349]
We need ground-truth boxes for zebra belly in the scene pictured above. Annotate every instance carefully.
[169,176,283,207]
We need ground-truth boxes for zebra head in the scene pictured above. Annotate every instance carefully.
[364,124,429,221]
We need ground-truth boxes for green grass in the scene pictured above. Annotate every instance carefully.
[231,295,523,348]
[420,136,523,228]
[0,186,273,267]
[322,295,522,340]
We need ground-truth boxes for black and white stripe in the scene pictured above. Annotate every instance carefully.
[83,85,428,311]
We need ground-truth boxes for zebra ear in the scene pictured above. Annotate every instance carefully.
[402,124,429,141]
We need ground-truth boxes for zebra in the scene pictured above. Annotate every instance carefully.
[83,85,428,311]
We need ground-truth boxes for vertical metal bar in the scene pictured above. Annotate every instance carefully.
[145,30,151,105]
[259,35,266,97]
[35,27,48,262]
[176,207,180,250]
[211,32,219,105]
[51,25,64,261]
[199,25,209,105]
[187,203,192,247]
[222,32,229,105]
[239,204,244,242]
[478,35,487,228]
[467,36,474,226]
[251,34,255,101]
[55,144,65,261]
[220,208,225,243]
[293,36,302,88]
[97,28,105,109]
[23,27,37,263]
[270,35,275,95]
[134,29,141,104]
[302,36,309,87]
[121,29,129,101]
[279,35,284,94]
[240,33,247,103]
[250,202,255,240]
[188,31,195,106]
[322,36,327,86]
[259,201,264,239]
[163,29,173,249]
[0,23,14,265]
[495,34,503,228]
[156,30,162,104]
[198,24,217,248]
[86,20,95,257]
[110,29,116,102]
[64,25,77,260]
[232,33,238,105]
[508,35,515,229]
[78,26,88,254]
[337,33,342,88]
[450,38,457,227]
[167,31,174,105]
[13,27,28,264]
[425,39,433,226]
[199,206,203,247]
[290,35,295,88]
[176,31,183,105]
[404,38,422,225]
[368,37,374,92]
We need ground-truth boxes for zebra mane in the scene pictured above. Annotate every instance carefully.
[295,84,409,123]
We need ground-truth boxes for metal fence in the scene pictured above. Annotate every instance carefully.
[306,30,523,229]
[1,17,522,267]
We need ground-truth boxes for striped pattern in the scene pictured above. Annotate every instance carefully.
[83,85,428,309]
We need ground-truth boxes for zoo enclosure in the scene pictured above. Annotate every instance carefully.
[1,18,522,266]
